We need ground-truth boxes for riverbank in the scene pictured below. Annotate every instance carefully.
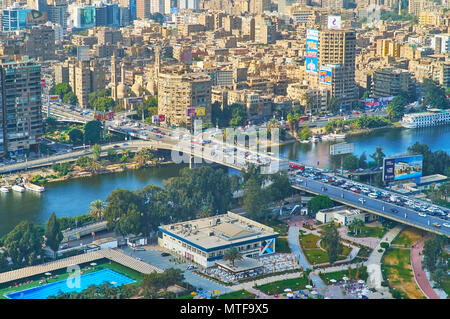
[0,159,174,187]
[344,124,403,137]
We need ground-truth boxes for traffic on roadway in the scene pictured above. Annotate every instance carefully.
[288,165,450,236]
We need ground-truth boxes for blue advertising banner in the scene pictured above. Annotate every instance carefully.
[319,67,332,84]
[306,29,319,74]
[383,155,423,182]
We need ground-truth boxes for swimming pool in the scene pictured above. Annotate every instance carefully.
[5,268,135,299]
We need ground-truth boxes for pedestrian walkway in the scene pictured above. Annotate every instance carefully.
[288,226,310,270]
[366,225,403,292]
[410,241,441,299]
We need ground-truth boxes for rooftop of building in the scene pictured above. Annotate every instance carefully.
[158,211,278,250]
[317,205,362,216]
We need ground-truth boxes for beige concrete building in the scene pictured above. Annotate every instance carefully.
[157,71,212,126]
[69,60,105,108]
[158,212,279,267]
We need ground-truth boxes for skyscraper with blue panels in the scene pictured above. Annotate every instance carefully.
[2,8,32,31]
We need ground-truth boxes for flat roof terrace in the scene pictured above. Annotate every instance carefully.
[158,212,279,251]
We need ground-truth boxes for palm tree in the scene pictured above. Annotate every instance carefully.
[87,160,103,175]
[135,150,153,168]
[89,199,105,220]
[223,247,243,268]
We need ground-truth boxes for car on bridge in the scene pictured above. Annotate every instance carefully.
[432,222,441,228]
[418,212,427,217]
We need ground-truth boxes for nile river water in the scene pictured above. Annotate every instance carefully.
[0,164,187,236]
[1,125,450,236]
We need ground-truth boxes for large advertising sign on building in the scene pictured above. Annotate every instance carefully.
[383,155,423,182]
[328,15,341,30]
[152,114,166,123]
[186,107,206,116]
[305,29,319,74]
[365,96,394,109]
[319,66,332,85]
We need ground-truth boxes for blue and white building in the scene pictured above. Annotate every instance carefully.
[158,212,279,267]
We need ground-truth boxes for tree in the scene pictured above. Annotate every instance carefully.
[164,167,233,221]
[106,148,118,162]
[386,95,407,120]
[359,152,368,169]
[328,97,340,114]
[68,128,84,145]
[243,176,266,220]
[229,103,247,127]
[63,91,78,105]
[422,235,445,273]
[135,149,154,168]
[298,125,312,141]
[84,120,102,144]
[89,200,105,220]
[103,189,144,237]
[342,154,359,170]
[4,221,43,267]
[266,171,293,204]
[223,247,243,267]
[320,223,343,265]
[91,144,102,161]
[370,147,385,168]
[422,78,450,109]
[45,212,63,258]
[51,82,72,99]
[0,251,8,273]
[142,271,165,298]
[307,195,334,217]
[92,96,115,112]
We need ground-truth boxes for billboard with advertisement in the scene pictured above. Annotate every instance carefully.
[306,29,319,74]
[328,16,341,30]
[127,97,144,104]
[364,97,394,109]
[195,107,205,116]
[383,155,423,182]
[319,67,332,85]
[152,115,166,123]
[48,95,60,102]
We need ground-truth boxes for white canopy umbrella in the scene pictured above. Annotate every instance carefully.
[284,288,292,292]
[286,293,294,298]
[310,291,318,295]
[45,272,51,276]
[330,279,337,283]
[305,285,313,289]
[110,281,117,285]
[358,280,365,284]
[342,276,349,281]
[90,262,97,266]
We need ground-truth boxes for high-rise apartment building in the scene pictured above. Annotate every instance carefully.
[47,1,68,28]
[158,72,212,126]
[0,56,43,158]
[255,15,277,44]
[150,0,164,13]
[249,0,270,14]
[136,0,150,19]
[23,24,56,61]
[69,60,105,108]
[318,29,357,110]
[372,67,415,98]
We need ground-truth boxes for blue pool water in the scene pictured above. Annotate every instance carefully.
[5,268,135,299]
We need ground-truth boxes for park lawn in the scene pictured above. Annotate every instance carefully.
[0,261,141,299]
[276,237,291,253]
[254,277,309,295]
[319,265,368,283]
[214,290,256,299]
[391,228,423,247]
[381,248,426,299]
[299,233,321,249]
[304,246,351,265]
[350,225,387,239]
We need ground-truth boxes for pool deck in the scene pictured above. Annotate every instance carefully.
[0,249,163,285]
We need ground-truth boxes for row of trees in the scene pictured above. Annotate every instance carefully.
[324,115,392,133]
[241,164,293,221]
[422,235,449,288]
[50,83,78,105]
[211,102,248,128]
